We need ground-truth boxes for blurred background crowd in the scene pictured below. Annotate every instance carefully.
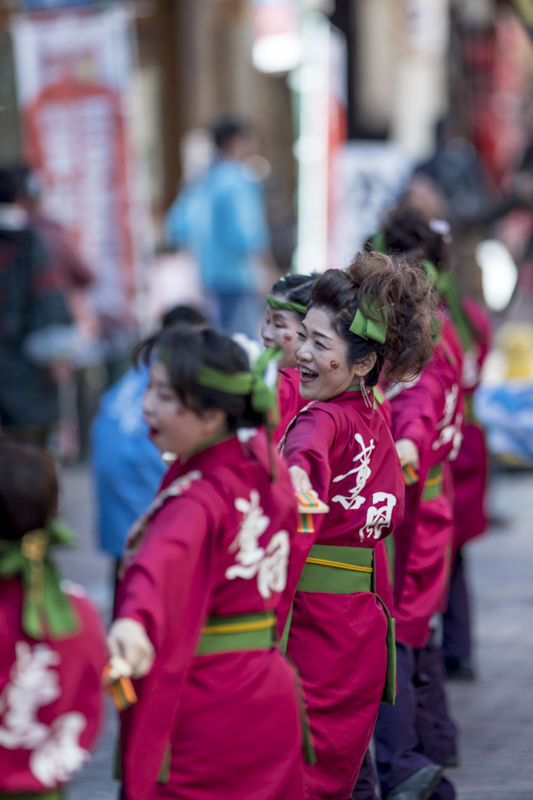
[3,0,533,468]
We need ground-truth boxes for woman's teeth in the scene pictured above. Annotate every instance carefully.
[300,367,317,379]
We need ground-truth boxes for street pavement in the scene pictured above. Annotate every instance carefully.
[56,464,533,800]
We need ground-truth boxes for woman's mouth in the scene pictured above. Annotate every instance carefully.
[298,364,318,383]
[148,426,159,439]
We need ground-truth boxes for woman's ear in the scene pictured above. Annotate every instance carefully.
[201,407,228,434]
[351,352,378,379]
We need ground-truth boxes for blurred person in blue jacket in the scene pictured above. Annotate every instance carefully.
[90,305,207,569]
[166,119,271,338]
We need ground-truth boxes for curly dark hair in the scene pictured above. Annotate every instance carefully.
[134,325,263,431]
[309,252,438,386]
[381,205,450,272]
[270,273,319,318]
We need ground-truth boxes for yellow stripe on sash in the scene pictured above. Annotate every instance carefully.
[202,617,276,635]
[305,557,373,574]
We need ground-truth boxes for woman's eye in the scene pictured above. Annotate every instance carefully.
[315,341,324,349]
[275,323,285,329]
[296,332,305,340]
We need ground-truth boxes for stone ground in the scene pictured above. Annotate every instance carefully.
[56,464,533,800]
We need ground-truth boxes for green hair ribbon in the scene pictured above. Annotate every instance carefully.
[370,230,387,254]
[350,299,388,344]
[0,518,79,640]
[422,260,475,351]
[197,346,282,417]
[266,295,307,316]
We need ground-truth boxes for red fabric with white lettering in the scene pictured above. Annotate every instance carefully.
[0,580,106,792]
[280,391,404,800]
[392,317,464,648]
[115,432,304,800]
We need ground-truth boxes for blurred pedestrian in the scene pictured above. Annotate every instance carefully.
[13,165,99,460]
[167,118,272,338]
[108,325,305,800]
[91,305,207,575]
[0,168,75,444]
[0,437,106,795]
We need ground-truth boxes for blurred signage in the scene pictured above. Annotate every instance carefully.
[330,143,412,269]
[252,0,300,73]
[11,6,141,323]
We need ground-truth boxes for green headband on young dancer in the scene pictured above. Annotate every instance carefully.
[0,518,79,640]
[196,347,281,416]
[266,295,308,315]
[350,299,388,344]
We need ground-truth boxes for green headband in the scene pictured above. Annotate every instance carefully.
[266,295,307,316]
[196,347,281,417]
[350,299,388,344]
[0,518,79,640]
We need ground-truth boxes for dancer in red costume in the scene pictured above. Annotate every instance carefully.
[0,438,106,798]
[370,207,464,800]
[278,252,436,800]
[110,325,305,800]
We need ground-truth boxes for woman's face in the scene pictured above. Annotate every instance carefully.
[261,295,302,370]
[143,361,224,459]
[294,306,364,402]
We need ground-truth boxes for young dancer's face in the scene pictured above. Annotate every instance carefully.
[261,297,302,370]
[294,306,373,402]
[143,361,225,459]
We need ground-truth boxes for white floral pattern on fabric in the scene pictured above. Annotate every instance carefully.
[432,383,460,452]
[359,492,397,541]
[226,491,290,599]
[0,642,89,787]
[257,531,290,599]
[331,433,375,511]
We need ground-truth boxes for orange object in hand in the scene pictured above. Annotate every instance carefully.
[103,660,138,710]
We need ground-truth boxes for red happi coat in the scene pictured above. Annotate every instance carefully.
[115,432,305,800]
[391,317,464,648]
[0,580,106,793]
[279,390,405,800]
[450,298,491,550]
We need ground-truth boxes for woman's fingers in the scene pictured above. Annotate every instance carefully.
[107,618,155,679]
[289,465,312,493]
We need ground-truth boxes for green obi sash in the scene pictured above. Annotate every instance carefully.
[196,611,276,656]
[196,609,315,764]
[0,791,63,800]
[421,464,444,502]
[283,544,396,705]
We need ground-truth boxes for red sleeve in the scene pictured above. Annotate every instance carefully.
[283,406,335,505]
[115,495,217,800]
[392,383,437,455]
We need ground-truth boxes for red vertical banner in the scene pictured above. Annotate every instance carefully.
[12,7,142,325]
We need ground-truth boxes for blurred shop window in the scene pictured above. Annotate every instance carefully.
[0,33,22,166]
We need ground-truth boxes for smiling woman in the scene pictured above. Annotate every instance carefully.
[277,251,437,800]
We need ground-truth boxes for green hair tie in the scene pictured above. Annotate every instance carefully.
[0,519,78,640]
[349,298,388,344]
[422,260,475,351]
[266,295,307,316]
[197,347,281,417]
[371,230,387,254]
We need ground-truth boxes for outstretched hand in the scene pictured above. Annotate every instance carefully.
[289,465,313,493]
[107,618,155,679]
[395,438,420,470]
